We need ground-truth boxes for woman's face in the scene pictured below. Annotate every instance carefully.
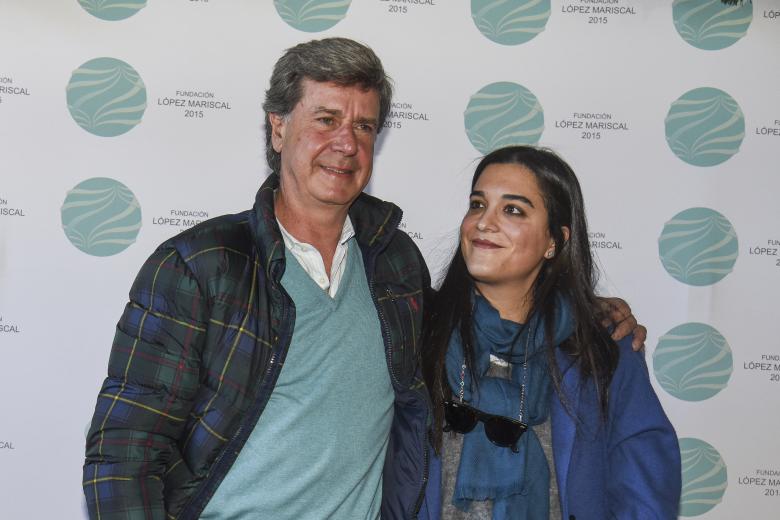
[460,163,556,292]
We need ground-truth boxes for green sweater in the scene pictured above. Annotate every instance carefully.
[201,239,394,519]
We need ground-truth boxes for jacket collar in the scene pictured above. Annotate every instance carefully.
[348,184,403,252]
[249,173,403,278]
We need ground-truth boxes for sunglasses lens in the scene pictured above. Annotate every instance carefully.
[444,401,478,433]
[484,417,527,447]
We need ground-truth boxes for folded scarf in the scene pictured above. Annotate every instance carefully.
[445,294,574,519]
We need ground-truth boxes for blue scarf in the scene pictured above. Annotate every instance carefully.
[445,295,574,519]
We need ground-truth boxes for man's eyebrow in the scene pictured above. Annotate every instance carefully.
[355,116,378,126]
[470,190,534,208]
[312,106,342,116]
[312,106,377,126]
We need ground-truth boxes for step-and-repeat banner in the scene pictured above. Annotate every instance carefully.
[1,1,778,518]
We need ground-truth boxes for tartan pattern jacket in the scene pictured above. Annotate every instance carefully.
[83,173,432,519]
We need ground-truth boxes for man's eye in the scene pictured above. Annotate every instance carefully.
[317,117,334,126]
[357,123,376,133]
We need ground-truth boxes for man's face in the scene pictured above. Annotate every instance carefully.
[270,79,380,211]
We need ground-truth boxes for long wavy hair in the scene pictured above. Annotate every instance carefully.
[422,146,620,451]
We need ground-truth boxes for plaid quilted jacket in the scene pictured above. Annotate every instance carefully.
[83,174,432,519]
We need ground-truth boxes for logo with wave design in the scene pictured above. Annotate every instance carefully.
[61,178,142,257]
[471,0,551,46]
[679,438,727,516]
[465,81,544,154]
[658,207,738,286]
[274,0,351,32]
[653,322,732,401]
[66,57,147,137]
[78,0,147,21]
[673,0,752,51]
[665,87,744,167]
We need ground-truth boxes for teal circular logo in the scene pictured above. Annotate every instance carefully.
[274,0,351,32]
[653,323,732,401]
[679,438,727,516]
[673,0,752,51]
[78,0,147,21]
[464,82,544,154]
[658,207,738,286]
[471,0,551,46]
[66,57,147,137]
[665,87,744,167]
[61,178,142,257]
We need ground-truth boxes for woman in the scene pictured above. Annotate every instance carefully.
[420,146,680,520]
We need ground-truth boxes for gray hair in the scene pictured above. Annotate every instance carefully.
[262,37,393,173]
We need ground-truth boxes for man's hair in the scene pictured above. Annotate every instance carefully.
[262,37,394,173]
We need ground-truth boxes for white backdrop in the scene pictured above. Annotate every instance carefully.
[1,1,779,518]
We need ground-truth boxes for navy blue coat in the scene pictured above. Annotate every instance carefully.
[420,336,681,519]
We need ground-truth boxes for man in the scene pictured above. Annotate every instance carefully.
[83,37,430,520]
[83,38,642,520]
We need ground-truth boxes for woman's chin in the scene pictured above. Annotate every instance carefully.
[467,270,502,286]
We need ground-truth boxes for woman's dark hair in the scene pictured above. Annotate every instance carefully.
[422,145,620,451]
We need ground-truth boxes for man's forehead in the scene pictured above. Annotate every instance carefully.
[300,77,375,93]
[297,79,379,108]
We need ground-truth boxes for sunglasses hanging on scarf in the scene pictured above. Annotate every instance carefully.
[443,325,531,453]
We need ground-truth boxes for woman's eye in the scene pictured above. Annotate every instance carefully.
[468,199,484,210]
[505,205,524,216]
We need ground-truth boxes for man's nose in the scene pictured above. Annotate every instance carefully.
[331,124,358,155]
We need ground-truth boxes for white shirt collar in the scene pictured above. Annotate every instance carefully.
[276,216,355,298]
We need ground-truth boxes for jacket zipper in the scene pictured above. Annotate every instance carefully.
[412,426,431,518]
[373,270,430,519]
[377,287,401,387]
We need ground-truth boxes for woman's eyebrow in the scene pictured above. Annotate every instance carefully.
[470,191,533,207]
[502,194,533,207]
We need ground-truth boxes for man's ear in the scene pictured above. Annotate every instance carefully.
[269,113,286,153]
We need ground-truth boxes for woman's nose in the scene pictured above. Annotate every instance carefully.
[476,209,498,232]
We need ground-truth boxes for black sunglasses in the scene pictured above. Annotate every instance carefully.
[444,400,528,453]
